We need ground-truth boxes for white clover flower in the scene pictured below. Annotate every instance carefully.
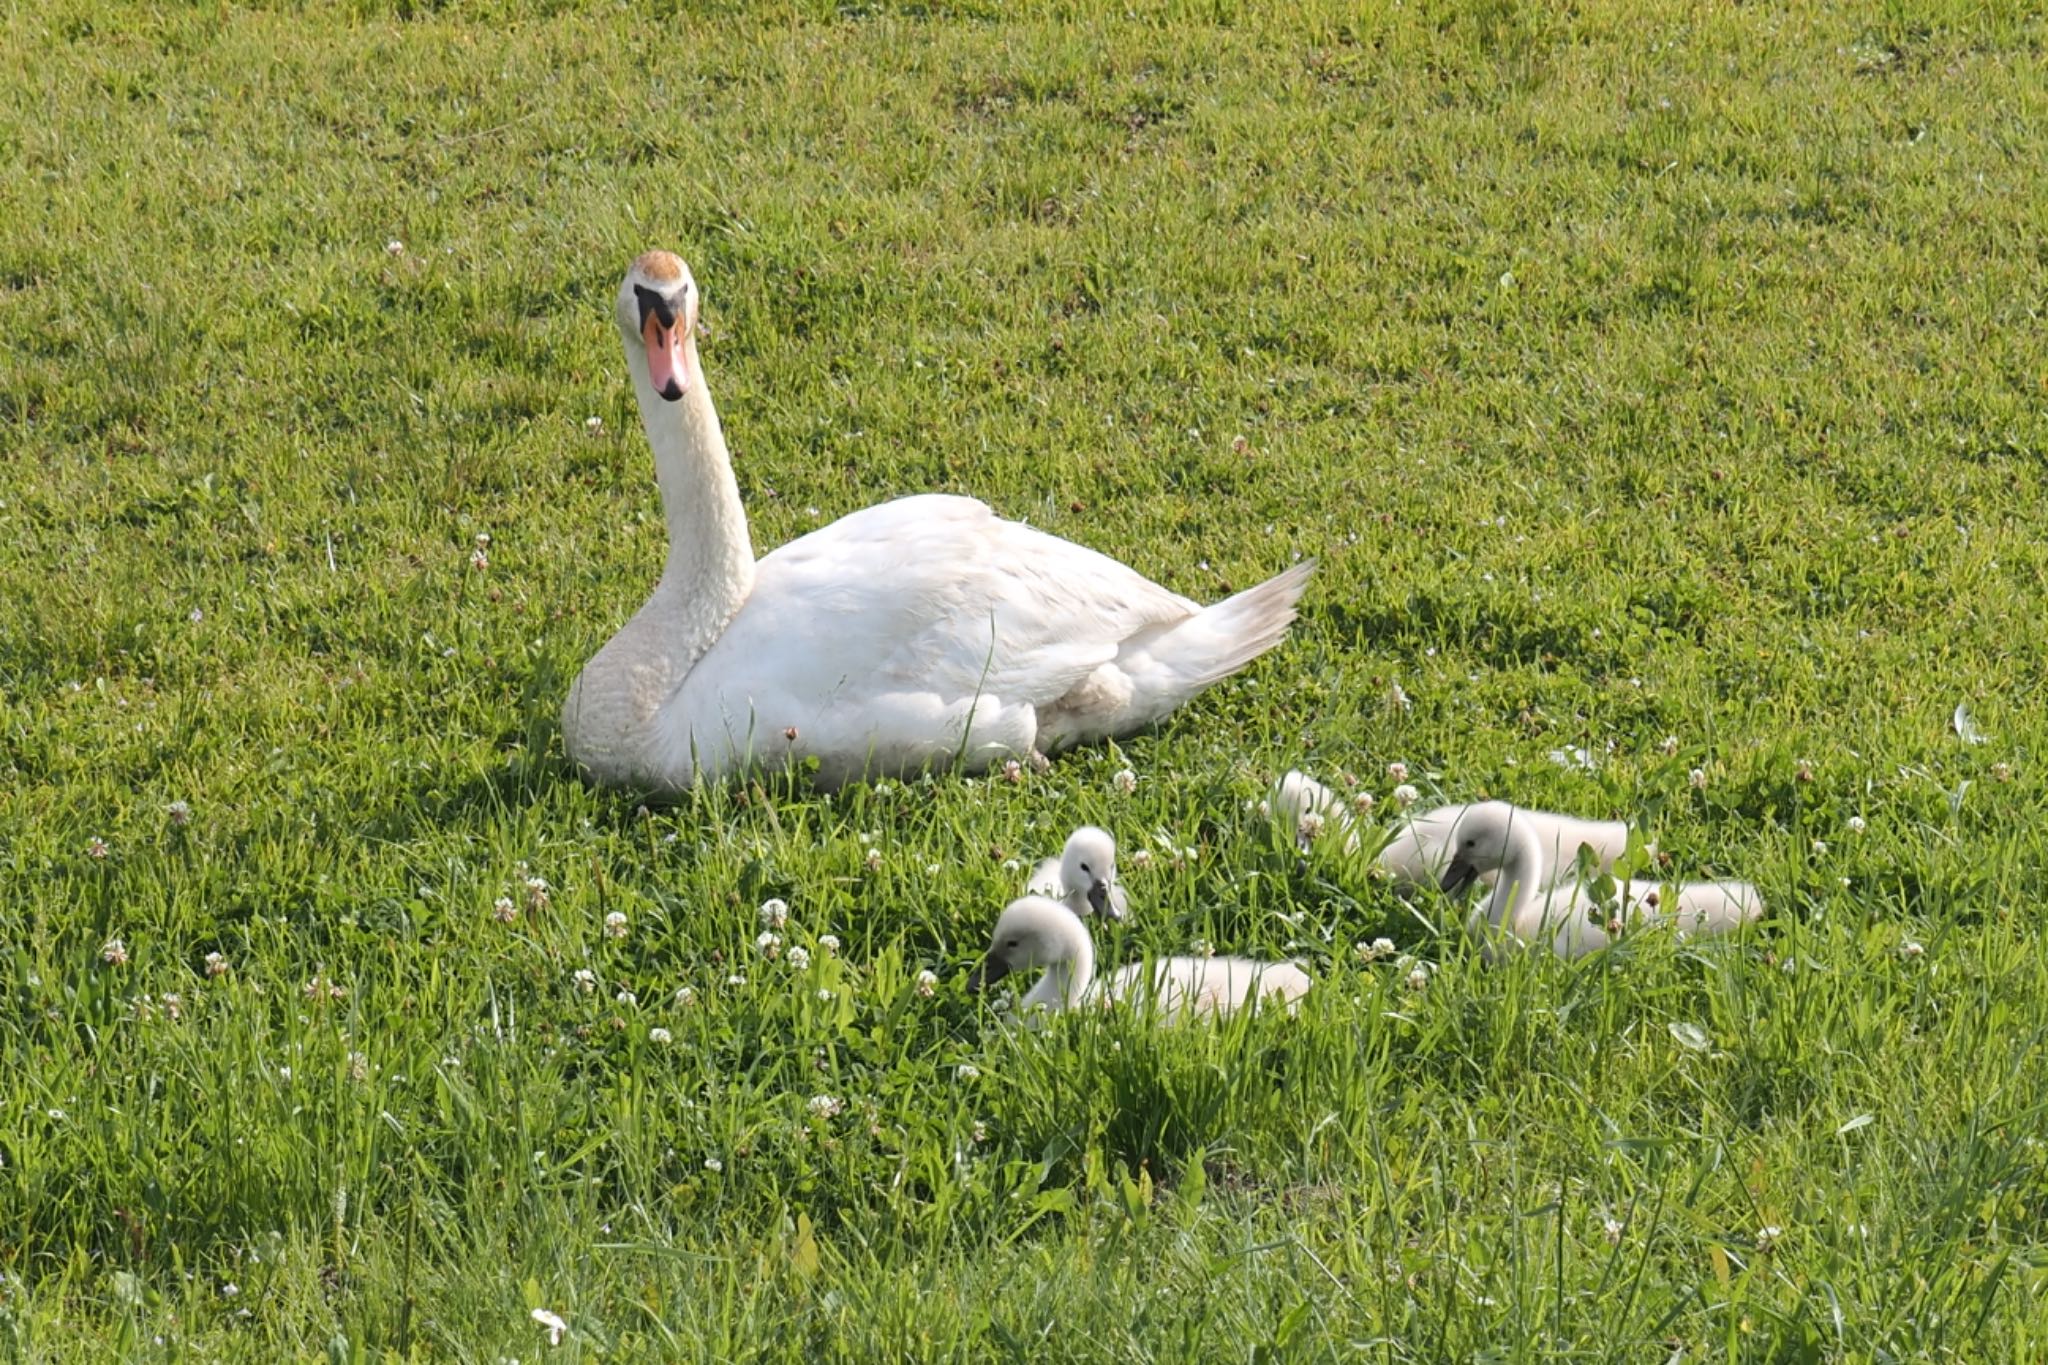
[347,1051,369,1083]
[971,1120,988,1144]
[87,838,110,860]
[188,607,204,624]
[1811,840,1828,855]
[648,1027,673,1046]
[1392,784,1419,808]
[818,934,840,955]
[1900,940,1925,959]
[1602,1217,1624,1246]
[807,1094,843,1119]
[865,848,883,872]
[956,1064,980,1080]
[615,989,636,1006]
[1189,939,1214,959]
[1795,759,1814,783]
[1992,761,2013,782]
[220,1282,239,1298]
[572,969,597,994]
[924,863,941,876]
[1847,815,1867,834]
[1353,937,1396,964]
[758,898,789,930]
[531,1307,568,1346]
[816,988,834,1002]
[1351,791,1375,815]
[100,937,128,966]
[1297,810,1326,842]
[204,951,228,978]
[384,239,405,258]
[474,531,491,549]
[1688,767,1709,789]
[787,945,811,970]
[166,800,192,827]
[525,875,551,910]
[1002,858,1022,872]
[914,969,938,998]
[1659,735,1680,757]
[1127,848,1152,870]
[725,972,748,987]
[585,415,604,434]
[1755,1225,1783,1254]
[1002,758,1023,784]
[160,993,183,1021]
[1386,761,1408,783]
[492,896,518,924]
[469,547,489,572]
[757,931,782,960]
[703,1156,723,1172]
[674,985,696,1006]
[603,910,629,940]
[1111,768,1137,794]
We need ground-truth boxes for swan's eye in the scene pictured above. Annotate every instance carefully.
[1005,939,1019,949]
[1463,837,1476,848]
[1078,862,1091,874]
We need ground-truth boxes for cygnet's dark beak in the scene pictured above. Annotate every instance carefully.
[1439,857,1479,896]
[1086,878,1111,917]
[966,955,1010,993]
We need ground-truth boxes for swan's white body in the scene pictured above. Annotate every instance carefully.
[1271,772,1630,889]
[1438,803,1763,961]
[970,896,1311,1022]
[1025,826,1130,920]
[563,252,1314,792]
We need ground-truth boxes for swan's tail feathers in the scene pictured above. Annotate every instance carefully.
[1153,559,1315,691]
[1037,561,1313,751]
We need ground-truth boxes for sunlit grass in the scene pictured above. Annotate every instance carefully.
[3,0,2047,1357]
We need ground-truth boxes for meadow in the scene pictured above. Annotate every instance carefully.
[3,0,2047,1357]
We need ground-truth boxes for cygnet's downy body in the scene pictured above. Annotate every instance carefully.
[1270,771,1629,891]
[1435,802,1763,960]
[967,896,1310,1022]
[1025,825,1129,920]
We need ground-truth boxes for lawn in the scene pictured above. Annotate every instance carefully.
[3,0,2047,1357]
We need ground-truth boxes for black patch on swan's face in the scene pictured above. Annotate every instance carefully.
[634,283,682,330]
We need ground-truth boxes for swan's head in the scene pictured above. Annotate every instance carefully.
[1059,825,1120,919]
[967,896,1081,992]
[1436,801,1528,896]
[615,250,700,403]
[1272,770,1339,850]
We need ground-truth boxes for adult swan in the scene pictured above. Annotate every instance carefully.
[562,251,1314,792]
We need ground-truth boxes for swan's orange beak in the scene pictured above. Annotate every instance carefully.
[642,312,691,402]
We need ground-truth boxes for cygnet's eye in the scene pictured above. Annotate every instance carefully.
[1005,939,1019,949]
[1463,837,1476,848]
[1078,862,1091,874]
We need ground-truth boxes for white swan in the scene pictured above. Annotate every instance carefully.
[967,896,1312,1022]
[562,251,1316,791]
[1024,825,1130,920]
[1435,802,1763,960]
[1271,771,1630,889]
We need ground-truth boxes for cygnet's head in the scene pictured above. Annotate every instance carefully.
[614,250,701,402]
[1272,770,1339,850]
[1060,825,1120,918]
[967,896,1079,992]
[1436,801,1528,896]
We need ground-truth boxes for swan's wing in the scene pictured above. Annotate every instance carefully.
[1025,858,1063,898]
[748,495,1199,706]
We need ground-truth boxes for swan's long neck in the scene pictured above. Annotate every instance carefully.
[630,336,755,646]
[1482,819,1549,933]
[1022,917,1097,1013]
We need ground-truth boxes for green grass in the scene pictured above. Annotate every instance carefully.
[4,0,2048,1357]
